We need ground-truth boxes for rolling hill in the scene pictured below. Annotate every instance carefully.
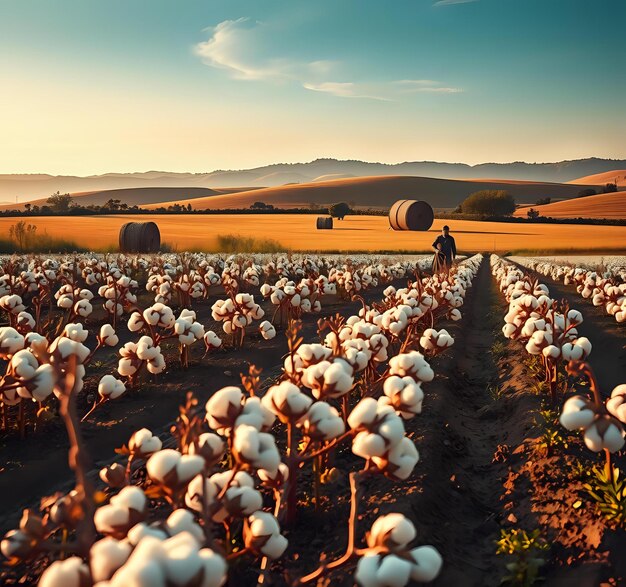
[568,170,626,188]
[514,191,626,219]
[0,186,258,211]
[140,175,594,211]
[3,157,626,203]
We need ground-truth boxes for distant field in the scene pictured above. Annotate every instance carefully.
[2,214,626,253]
[514,191,626,219]
[568,169,626,187]
[140,175,592,211]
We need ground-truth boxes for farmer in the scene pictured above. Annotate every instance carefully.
[432,225,457,273]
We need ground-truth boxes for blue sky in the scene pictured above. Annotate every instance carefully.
[0,0,624,174]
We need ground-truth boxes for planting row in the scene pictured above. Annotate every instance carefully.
[1,255,482,586]
[512,257,626,324]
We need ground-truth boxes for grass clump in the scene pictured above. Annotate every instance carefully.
[215,234,287,253]
[0,221,85,253]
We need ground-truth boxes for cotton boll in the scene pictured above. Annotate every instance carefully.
[38,556,90,587]
[261,381,312,423]
[98,375,126,400]
[63,323,89,343]
[367,513,416,550]
[372,437,419,480]
[185,474,218,514]
[129,428,162,457]
[90,537,132,582]
[298,401,345,441]
[188,432,225,467]
[205,386,243,434]
[560,395,596,431]
[583,415,625,453]
[100,324,119,346]
[259,320,276,340]
[409,545,444,583]
[146,449,205,488]
[607,384,626,424]
[232,424,281,473]
[244,511,288,559]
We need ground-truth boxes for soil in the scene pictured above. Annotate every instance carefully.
[1,256,626,586]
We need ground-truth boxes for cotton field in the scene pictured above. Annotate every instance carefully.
[0,252,624,586]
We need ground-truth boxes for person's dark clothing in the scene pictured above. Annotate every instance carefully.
[432,234,457,266]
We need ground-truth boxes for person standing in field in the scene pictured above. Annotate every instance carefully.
[432,225,457,273]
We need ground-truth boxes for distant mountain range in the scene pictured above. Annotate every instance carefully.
[1,157,624,202]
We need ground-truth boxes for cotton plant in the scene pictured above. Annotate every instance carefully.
[211,293,264,347]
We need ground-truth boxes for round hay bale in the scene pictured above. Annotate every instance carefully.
[316,216,333,229]
[388,200,434,231]
[119,222,161,253]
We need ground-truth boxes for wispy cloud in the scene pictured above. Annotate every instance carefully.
[304,80,462,100]
[434,0,478,6]
[195,19,462,100]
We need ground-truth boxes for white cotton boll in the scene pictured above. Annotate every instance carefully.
[9,349,38,380]
[259,320,276,340]
[90,537,132,583]
[232,424,281,473]
[63,323,89,343]
[146,449,204,487]
[368,513,416,550]
[28,364,56,401]
[164,510,204,543]
[16,311,35,331]
[356,553,412,587]
[128,311,145,332]
[607,385,626,424]
[100,324,119,346]
[98,374,126,400]
[235,397,276,431]
[348,397,379,430]
[74,299,93,317]
[583,416,625,453]
[185,474,218,513]
[38,556,90,587]
[261,381,312,422]
[204,330,222,349]
[560,395,596,430]
[409,545,444,583]
[57,294,73,309]
[147,352,166,375]
[206,386,243,434]
[245,511,288,559]
[189,432,225,467]
[373,437,419,480]
[125,523,168,546]
[542,345,560,359]
[0,327,25,358]
[298,401,345,441]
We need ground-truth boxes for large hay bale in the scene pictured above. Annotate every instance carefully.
[388,200,434,231]
[119,221,161,253]
[316,216,334,229]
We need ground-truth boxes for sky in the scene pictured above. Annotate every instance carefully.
[0,0,625,175]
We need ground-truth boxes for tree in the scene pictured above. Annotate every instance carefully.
[459,190,516,216]
[103,198,123,211]
[24,203,31,213]
[329,202,352,220]
[603,183,618,193]
[535,197,551,205]
[526,208,540,219]
[9,221,37,250]
[577,188,596,198]
[46,192,73,213]
[250,201,274,210]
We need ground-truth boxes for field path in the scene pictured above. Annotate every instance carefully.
[416,258,508,586]
[511,261,626,393]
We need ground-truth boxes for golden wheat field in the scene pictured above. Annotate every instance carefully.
[2,214,626,253]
